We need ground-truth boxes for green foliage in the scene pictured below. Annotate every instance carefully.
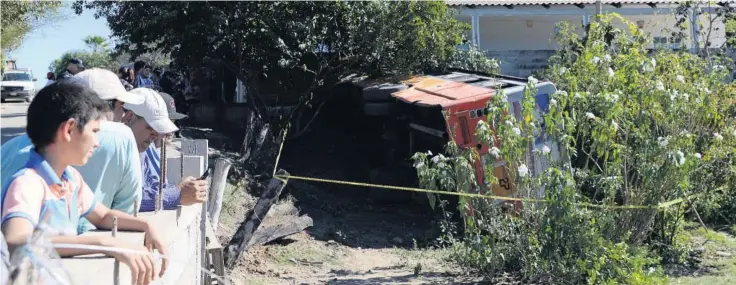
[74,1,468,105]
[83,35,109,53]
[446,45,499,74]
[0,0,62,70]
[49,50,116,76]
[414,14,736,283]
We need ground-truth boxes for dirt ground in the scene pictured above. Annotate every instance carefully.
[180,126,489,284]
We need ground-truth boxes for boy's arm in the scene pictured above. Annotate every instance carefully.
[2,217,113,257]
[86,203,169,276]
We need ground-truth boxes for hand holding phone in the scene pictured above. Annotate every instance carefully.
[199,169,211,180]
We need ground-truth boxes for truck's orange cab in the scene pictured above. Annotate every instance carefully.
[389,71,561,210]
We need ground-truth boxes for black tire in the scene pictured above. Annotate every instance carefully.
[364,102,397,116]
[1,98,6,103]
[363,83,407,101]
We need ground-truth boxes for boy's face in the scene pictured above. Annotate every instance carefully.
[60,118,102,166]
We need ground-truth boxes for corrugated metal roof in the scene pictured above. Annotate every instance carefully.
[446,0,732,6]
[393,76,496,108]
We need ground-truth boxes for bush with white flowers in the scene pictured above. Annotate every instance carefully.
[413,14,736,284]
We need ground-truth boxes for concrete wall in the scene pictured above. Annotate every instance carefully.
[62,140,209,285]
[487,50,556,77]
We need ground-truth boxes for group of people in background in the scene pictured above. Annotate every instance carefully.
[0,65,208,284]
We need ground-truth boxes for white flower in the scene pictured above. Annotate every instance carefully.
[714,132,724,140]
[574,92,582,99]
[612,121,619,131]
[704,88,711,94]
[610,93,619,102]
[657,136,669,147]
[656,81,665,91]
[431,155,440,163]
[505,120,513,126]
[604,54,612,62]
[566,179,574,187]
[415,161,425,169]
[518,164,529,177]
[676,75,685,83]
[528,76,539,85]
[592,56,601,64]
[696,98,702,104]
[559,67,567,75]
[427,150,433,156]
[682,93,689,101]
[542,145,551,154]
[676,150,686,166]
[550,98,557,106]
[694,153,702,159]
[651,58,657,68]
[608,68,615,77]
[585,112,596,120]
[490,147,501,158]
[512,127,521,136]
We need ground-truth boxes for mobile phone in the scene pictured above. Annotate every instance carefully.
[199,169,211,180]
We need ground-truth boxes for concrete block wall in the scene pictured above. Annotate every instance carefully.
[487,50,556,77]
[61,139,209,285]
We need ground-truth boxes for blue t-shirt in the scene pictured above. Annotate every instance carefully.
[1,121,142,233]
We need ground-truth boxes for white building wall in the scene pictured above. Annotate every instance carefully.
[453,4,726,76]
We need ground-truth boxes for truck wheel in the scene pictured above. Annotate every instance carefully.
[364,102,397,116]
[363,83,407,101]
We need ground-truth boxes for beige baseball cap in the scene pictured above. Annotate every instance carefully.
[72,68,145,104]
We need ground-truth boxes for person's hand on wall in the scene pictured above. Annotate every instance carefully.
[177,176,208,205]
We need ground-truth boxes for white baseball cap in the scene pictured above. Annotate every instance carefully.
[72,68,145,104]
[123,88,179,134]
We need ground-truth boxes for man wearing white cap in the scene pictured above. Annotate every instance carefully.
[122,88,207,212]
[1,69,145,233]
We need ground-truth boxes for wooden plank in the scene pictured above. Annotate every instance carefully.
[246,215,313,248]
[204,221,224,285]
[224,170,289,268]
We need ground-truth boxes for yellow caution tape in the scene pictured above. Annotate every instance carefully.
[273,174,697,210]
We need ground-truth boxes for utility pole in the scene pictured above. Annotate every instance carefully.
[596,0,602,21]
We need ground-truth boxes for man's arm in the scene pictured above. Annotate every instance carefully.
[138,149,181,212]
[110,134,143,214]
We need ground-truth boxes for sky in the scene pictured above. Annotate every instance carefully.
[8,7,112,89]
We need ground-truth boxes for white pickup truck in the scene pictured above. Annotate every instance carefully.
[1,69,37,103]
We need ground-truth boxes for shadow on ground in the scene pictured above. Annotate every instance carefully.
[278,125,443,250]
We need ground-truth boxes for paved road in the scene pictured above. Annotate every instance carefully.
[1,101,29,145]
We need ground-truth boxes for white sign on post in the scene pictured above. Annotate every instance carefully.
[180,139,209,170]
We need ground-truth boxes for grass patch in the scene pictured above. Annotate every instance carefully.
[670,226,736,285]
[270,241,342,267]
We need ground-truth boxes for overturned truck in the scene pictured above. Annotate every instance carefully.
[354,70,562,212]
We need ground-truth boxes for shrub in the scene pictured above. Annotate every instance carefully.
[414,14,735,284]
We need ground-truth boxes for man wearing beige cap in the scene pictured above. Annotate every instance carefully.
[1,68,146,233]
[121,88,207,212]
